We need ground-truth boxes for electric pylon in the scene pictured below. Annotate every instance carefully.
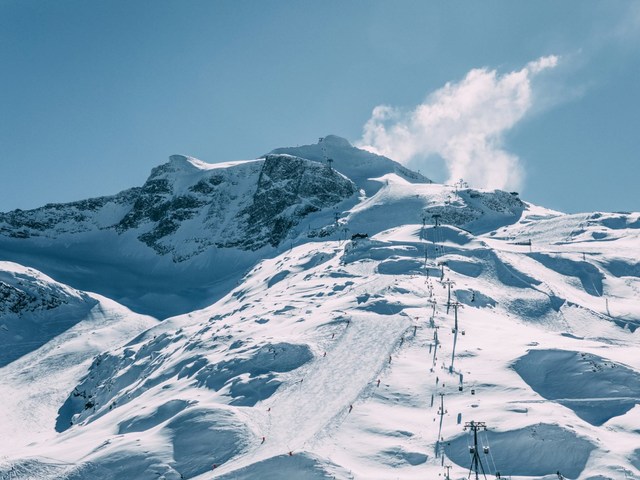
[464,421,488,480]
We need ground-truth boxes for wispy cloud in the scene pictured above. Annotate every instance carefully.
[612,1,640,43]
[358,56,559,191]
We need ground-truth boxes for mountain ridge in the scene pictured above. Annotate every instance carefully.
[1,136,639,479]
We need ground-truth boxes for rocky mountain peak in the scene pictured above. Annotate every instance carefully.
[269,135,432,195]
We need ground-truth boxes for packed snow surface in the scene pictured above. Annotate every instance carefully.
[0,136,639,479]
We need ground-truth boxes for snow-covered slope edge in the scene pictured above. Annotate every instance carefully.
[1,136,640,479]
[269,134,431,196]
[0,136,532,320]
[0,262,158,465]
[0,153,358,318]
[0,261,98,367]
[2,206,639,479]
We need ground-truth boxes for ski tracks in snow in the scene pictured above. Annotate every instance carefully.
[215,313,409,476]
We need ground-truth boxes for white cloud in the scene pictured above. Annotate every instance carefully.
[358,55,559,191]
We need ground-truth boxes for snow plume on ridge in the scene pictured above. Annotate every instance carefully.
[358,55,559,191]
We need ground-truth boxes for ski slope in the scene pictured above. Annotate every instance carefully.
[0,137,639,479]
[214,313,410,477]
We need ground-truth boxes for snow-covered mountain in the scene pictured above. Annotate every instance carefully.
[0,261,99,367]
[0,261,157,467]
[1,136,639,479]
[0,147,361,318]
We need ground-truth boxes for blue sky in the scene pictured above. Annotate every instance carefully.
[1,1,638,213]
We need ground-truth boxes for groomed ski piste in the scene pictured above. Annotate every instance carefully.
[1,136,640,479]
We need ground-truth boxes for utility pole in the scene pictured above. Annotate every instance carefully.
[448,301,462,371]
[442,280,455,313]
[432,214,442,260]
[444,465,452,480]
[448,301,462,334]
[438,261,447,280]
[464,421,488,480]
[436,393,447,462]
[319,136,333,170]
[437,393,447,435]
[432,327,439,367]
[428,299,437,328]
[421,214,430,268]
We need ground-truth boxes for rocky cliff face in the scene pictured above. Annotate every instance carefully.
[114,153,356,258]
[0,149,360,317]
[420,188,526,234]
[0,262,99,366]
[0,154,357,262]
[269,134,432,196]
[0,264,94,317]
[238,154,356,250]
[0,189,139,239]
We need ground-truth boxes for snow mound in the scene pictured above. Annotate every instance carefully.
[342,180,524,241]
[165,407,251,477]
[445,423,595,478]
[62,452,181,480]
[495,210,640,247]
[376,447,428,467]
[216,453,343,480]
[513,349,640,425]
[56,331,313,431]
[117,399,192,434]
[529,253,604,296]
[421,188,525,235]
[601,258,640,278]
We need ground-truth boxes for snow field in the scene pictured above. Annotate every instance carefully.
[1,139,640,478]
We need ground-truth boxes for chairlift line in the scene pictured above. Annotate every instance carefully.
[441,280,455,313]
[464,421,489,480]
[480,428,499,476]
[318,136,334,169]
[448,301,463,371]
[436,393,447,458]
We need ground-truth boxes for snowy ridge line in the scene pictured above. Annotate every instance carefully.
[1,137,640,478]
